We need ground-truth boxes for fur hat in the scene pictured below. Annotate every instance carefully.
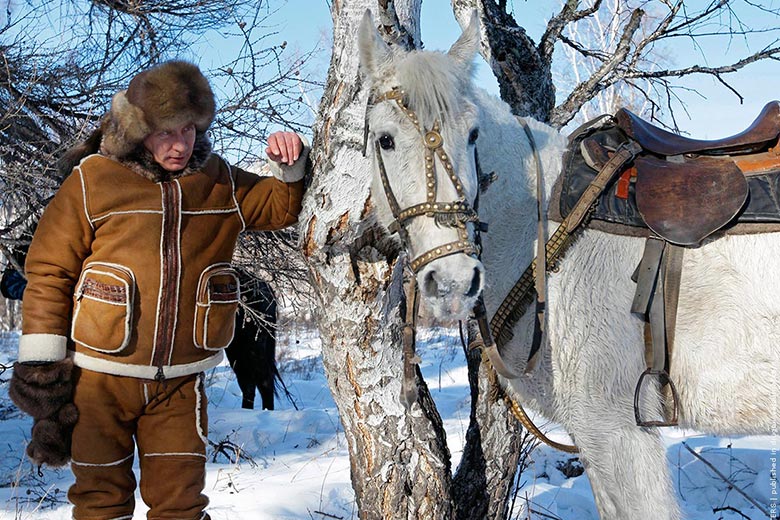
[101,60,216,159]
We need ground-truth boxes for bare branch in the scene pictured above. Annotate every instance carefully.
[558,33,613,61]
[665,0,729,35]
[551,7,645,127]
[540,0,604,61]
[682,442,770,517]
[624,45,780,80]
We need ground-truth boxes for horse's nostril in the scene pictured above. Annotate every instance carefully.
[423,270,439,297]
[465,267,481,297]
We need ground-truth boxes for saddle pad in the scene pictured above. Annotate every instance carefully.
[553,120,780,237]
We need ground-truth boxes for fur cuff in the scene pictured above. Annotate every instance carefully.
[18,334,67,363]
[267,136,310,183]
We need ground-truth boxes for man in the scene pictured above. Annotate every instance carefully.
[9,60,308,520]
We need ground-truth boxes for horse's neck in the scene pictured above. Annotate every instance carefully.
[475,90,566,318]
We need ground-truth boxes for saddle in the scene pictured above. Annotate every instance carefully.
[552,101,780,426]
[559,101,780,245]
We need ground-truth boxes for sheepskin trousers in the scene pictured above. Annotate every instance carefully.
[68,368,210,520]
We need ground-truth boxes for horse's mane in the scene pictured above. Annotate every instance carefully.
[393,50,472,129]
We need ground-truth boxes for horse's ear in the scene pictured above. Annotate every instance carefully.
[448,10,480,69]
[358,10,391,80]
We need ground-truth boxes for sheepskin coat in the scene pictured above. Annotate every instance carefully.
[19,144,304,380]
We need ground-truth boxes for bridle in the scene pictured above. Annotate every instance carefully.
[366,86,579,454]
[369,87,486,273]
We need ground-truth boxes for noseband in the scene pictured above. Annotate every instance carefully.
[370,87,485,273]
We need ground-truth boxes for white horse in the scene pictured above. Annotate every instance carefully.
[358,11,777,520]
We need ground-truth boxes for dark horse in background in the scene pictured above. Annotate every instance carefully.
[226,273,282,410]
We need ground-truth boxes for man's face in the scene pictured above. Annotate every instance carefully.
[143,122,197,171]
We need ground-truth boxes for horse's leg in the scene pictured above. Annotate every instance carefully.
[227,313,257,410]
[568,410,681,520]
[543,231,682,519]
[561,335,681,518]
[256,291,278,411]
[236,366,256,410]
[257,335,276,411]
[232,345,256,410]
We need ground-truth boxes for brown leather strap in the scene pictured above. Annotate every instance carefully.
[640,239,683,373]
[401,274,420,408]
[632,239,683,427]
[518,118,548,373]
[500,141,642,369]
[564,141,643,230]
[474,298,520,379]
[409,241,478,272]
[397,203,478,223]
[662,244,684,361]
[481,351,578,453]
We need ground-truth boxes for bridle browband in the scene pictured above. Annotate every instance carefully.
[370,87,485,273]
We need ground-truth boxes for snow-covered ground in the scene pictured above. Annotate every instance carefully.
[0,328,776,519]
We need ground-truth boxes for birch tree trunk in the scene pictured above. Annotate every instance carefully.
[451,323,523,520]
[301,1,455,518]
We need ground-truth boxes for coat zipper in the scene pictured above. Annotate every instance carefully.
[153,181,181,381]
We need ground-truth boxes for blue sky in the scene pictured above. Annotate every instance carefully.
[218,1,778,139]
[4,0,775,137]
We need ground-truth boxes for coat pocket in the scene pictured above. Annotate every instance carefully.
[194,264,239,350]
[72,262,135,353]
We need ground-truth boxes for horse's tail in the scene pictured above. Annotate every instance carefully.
[271,365,298,411]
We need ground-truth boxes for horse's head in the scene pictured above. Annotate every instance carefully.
[359,11,484,320]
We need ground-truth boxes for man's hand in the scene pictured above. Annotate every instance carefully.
[266,131,303,166]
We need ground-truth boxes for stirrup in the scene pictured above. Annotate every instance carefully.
[633,369,680,427]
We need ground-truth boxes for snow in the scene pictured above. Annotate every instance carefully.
[0,328,776,519]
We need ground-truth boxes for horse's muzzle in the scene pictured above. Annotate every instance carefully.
[418,259,484,320]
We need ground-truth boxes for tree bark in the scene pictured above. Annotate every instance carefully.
[451,0,556,121]
[302,1,455,518]
[452,321,523,520]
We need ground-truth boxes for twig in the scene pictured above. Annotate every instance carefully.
[312,511,343,519]
[713,505,753,519]
[682,442,769,516]
[208,437,257,468]
[528,508,564,520]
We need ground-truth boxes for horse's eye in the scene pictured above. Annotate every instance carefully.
[378,134,395,150]
[468,128,479,145]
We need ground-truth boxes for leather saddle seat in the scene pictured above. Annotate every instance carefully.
[616,100,780,156]
[593,101,780,245]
